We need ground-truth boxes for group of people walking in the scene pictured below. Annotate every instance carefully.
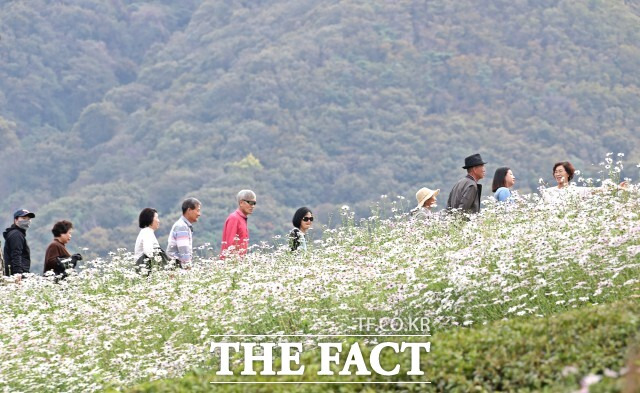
[1,210,81,279]
[1,154,628,278]
[0,188,314,278]
[132,190,315,269]
[412,153,505,218]
[411,153,627,219]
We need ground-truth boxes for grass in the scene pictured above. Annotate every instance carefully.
[128,299,640,392]
[1,180,639,392]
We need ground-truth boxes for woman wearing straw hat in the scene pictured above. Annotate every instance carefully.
[411,187,440,220]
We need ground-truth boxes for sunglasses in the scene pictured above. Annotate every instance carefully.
[302,216,314,222]
[243,200,257,206]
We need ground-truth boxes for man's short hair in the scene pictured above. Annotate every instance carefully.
[51,220,73,237]
[182,197,201,214]
[236,190,256,204]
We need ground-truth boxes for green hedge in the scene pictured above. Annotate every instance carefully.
[126,299,640,393]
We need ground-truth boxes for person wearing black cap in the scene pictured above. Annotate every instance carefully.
[3,209,35,276]
[447,154,487,214]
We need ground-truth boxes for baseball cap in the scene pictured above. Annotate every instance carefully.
[13,209,36,219]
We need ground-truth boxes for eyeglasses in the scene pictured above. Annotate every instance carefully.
[243,200,257,206]
[302,217,314,222]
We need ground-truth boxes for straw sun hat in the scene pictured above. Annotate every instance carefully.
[415,187,440,208]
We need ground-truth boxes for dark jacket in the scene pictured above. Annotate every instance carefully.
[447,174,483,214]
[0,240,4,276]
[289,228,302,251]
[44,239,70,274]
[3,225,30,275]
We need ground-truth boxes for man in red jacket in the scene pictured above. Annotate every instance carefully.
[220,190,256,259]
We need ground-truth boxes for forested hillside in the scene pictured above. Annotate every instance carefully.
[1,0,640,269]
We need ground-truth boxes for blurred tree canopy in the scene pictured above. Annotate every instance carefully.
[1,0,639,271]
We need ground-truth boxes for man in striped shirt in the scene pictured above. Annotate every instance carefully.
[167,197,201,268]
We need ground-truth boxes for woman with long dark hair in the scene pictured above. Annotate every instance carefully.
[492,167,516,202]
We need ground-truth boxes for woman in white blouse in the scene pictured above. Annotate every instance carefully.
[134,207,160,260]
[543,161,626,203]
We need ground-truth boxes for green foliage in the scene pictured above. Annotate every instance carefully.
[127,299,640,392]
[2,191,640,391]
[227,153,264,171]
[2,0,640,271]
[0,116,19,150]
[72,102,124,148]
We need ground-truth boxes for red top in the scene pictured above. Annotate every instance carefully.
[220,209,249,258]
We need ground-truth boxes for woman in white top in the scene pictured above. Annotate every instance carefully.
[134,207,160,260]
[552,161,576,190]
[543,161,626,203]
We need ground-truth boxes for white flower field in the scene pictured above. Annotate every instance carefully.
[2,171,640,392]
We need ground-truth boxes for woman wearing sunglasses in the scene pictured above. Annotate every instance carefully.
[289,207,313,251]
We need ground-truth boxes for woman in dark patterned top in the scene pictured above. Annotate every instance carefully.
[289,207,313,251]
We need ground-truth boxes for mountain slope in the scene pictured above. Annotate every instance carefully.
[1,0,639,268]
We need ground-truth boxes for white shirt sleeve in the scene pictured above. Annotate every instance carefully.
[135,227,160,259]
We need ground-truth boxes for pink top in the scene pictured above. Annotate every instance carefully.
[220,209,249,258]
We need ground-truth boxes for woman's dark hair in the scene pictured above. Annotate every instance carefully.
[292,207,312,229]
[51,220,73,237]
[139,208,158,228]
[553,161,575,181]
[492,167,510,193]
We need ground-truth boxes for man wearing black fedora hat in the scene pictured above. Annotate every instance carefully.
[447,154,487,214]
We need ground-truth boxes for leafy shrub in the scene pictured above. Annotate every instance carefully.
[128,299,640,392]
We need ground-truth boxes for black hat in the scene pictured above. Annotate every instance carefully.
[13,209,35,219]
[462,154,487,169]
